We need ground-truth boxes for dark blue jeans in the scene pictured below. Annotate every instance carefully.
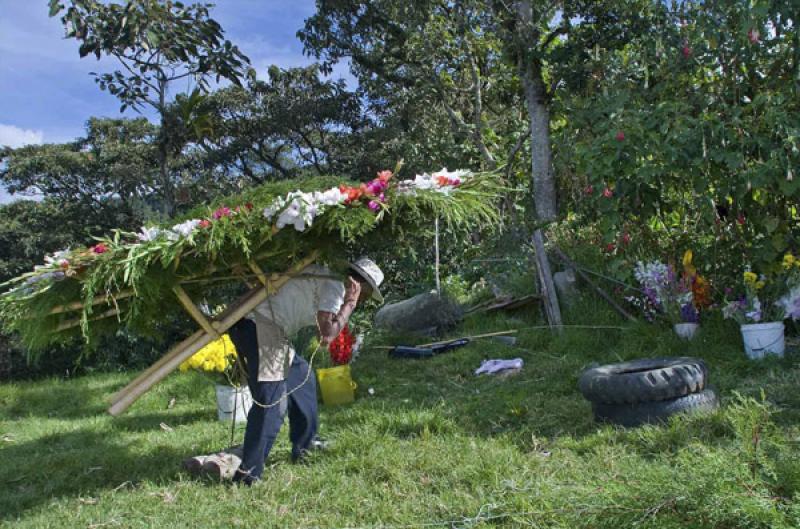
[228,319,318,483]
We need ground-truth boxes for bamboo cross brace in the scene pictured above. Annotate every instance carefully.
[172,285,220,338]
[108,252,318,416]
[55,307,120,332]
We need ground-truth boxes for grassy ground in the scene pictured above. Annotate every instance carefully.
[2,296,800,528]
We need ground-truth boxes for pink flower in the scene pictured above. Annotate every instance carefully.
[199,220,211,229]
[378,193,385,201]
[92,243,108,254]
[213,206,232,220]
[615,130,625,142]
[621,233,631,245]
[584,185,594,195]
[368,200,381,211]
[603,187,614,198]
[377,170,392,182]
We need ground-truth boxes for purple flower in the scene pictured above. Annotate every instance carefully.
[680,303,699,323]
[368,200,381,211]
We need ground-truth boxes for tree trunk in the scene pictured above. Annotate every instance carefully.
[514,1,562,328]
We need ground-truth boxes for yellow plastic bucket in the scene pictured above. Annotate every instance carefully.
[316,365,357,406]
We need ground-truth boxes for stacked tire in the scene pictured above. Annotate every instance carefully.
[578,357,719,427]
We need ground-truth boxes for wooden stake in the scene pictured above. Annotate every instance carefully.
[108,252,318,416]
[531,229,563,331]
[551,245,637,322]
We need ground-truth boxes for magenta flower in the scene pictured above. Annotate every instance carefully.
[213,206,232,220]
[368,200,381,211]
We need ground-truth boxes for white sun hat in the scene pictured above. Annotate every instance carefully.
[348,256,385,304]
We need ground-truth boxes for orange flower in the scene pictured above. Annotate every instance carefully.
[377,170,392,182]
[437,175,449,186]
[692,275,711,308]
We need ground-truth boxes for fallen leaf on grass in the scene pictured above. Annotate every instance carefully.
[159,422,173,432]
[149,490,177,503]
[78,497,99,505]
[167,397,176,409]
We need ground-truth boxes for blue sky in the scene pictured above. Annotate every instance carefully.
[0,0,345,203]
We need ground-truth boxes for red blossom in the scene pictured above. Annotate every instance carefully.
[245,202,254,211]
[602,187,614,198]
[604,243,616,253]
[621,233,631,245]
[92,243,108,254]
[615,130,625,142]
[377,170,393,182]
[199,220,212,229]
[748,28,760,44]
[737,212,746,225]
[213,206,232,220]
[328,325,355,365]
[682,45,691,58]
[584,185,594,195]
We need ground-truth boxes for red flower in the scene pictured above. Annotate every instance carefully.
[377,170,393,182]
[621,232,631,245]
[213,206,232,220]
[604,243,616,253]
[682,45,691,58]
[328,325,355,365]
[245,202,254,211]
[199,219,212,229]
[615,130,625,142]
[584,185,594,195]
[737,212,746,225]
[603,187,614,198]
[92,243,108,254]
[748,28,760,44]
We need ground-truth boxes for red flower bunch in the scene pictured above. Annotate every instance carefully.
[92,243,108,254]
[339,169,393,211]
[328,325,355,365]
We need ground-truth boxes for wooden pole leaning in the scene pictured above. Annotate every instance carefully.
[107,252,319,416]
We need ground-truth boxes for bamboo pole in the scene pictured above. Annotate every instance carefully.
[172,285,220,338]
[108,252,318,416]
[55,307,120,332]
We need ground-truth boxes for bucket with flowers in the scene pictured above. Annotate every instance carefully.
[630,251,708,340]
[179,334,251,422]
[722,253,800,359]
[315,325,363,406]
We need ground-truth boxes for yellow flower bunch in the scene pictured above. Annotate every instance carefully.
[743,271,758,285]
[782,253,800,270]
[179,334,237,374]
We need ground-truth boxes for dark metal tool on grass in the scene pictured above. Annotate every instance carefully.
[387,331,518,359]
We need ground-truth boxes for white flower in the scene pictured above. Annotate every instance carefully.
[44,248,71,268]
[313,187,346,206]
[137,226,165,242]
[171,219,201,238]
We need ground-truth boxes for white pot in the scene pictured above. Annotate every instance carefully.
[673,322,699,340]
[215,384,252,423]
[740,322,785,360]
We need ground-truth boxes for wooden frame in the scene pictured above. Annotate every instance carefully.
[106,252,318,416]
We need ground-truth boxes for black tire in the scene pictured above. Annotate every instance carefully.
[578,357,708,405]
[592,388,719,427]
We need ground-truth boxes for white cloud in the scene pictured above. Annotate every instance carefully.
[0,123,44,148]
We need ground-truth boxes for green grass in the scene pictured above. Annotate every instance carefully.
[3,296,800,528]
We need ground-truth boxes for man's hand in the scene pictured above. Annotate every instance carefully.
[344,277,362,305]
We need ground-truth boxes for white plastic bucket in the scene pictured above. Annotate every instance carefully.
[740,322,785,360]
[673,323,699,340]
[215,384,252,423]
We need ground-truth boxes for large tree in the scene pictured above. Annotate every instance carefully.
[49,0,249,215]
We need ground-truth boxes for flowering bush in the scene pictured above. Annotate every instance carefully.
[179,334,240,386]
[722,253,800,324]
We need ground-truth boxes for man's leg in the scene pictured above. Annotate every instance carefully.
[234,380,285,484]
[286,354,319,461]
